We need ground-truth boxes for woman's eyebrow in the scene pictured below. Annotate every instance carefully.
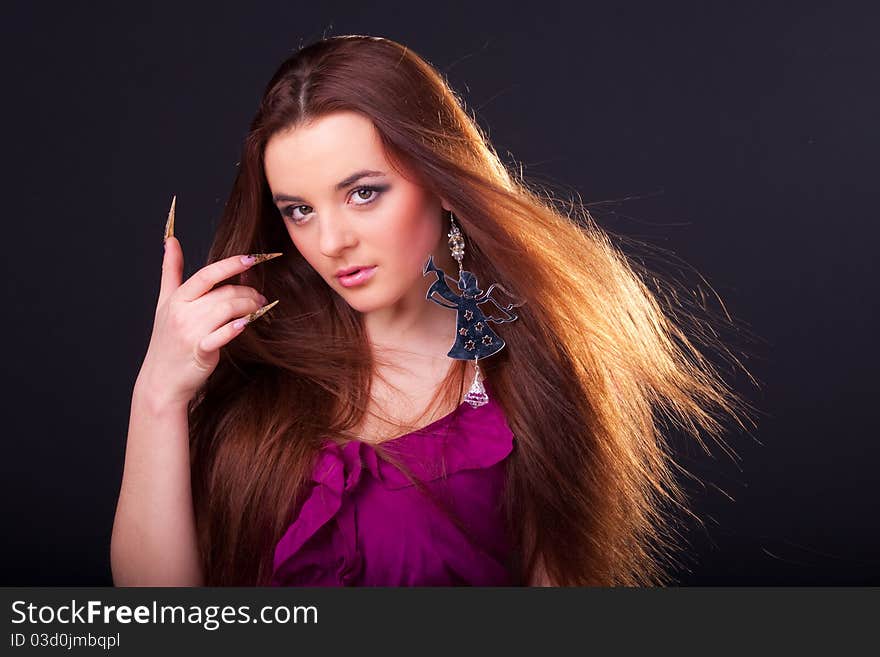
[272,169,387,204]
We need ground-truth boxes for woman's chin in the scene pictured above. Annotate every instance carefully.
[336,290,389,314]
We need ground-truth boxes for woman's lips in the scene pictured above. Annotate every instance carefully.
[337,266,377,288]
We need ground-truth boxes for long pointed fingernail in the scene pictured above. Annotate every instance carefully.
[241,252,284,266]
[245,299,280,325]
[164,195,176,242]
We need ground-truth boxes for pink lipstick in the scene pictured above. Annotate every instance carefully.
[337,266,377,288]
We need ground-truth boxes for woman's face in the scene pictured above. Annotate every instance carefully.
[264,110,452,316]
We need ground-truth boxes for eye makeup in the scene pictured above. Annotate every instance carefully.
[280,184,390,225]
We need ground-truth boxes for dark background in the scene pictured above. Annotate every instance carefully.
[2,1,877,585]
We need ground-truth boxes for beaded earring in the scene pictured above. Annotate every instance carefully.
[423,211,524,407]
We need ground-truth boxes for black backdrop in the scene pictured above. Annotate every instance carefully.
[1,1,877,585]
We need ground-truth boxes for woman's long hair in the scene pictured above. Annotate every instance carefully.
[188,34,757,586]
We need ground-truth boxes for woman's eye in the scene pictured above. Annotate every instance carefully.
[283,205,312,224]
[281,185,388,225]
[349,185,387,205]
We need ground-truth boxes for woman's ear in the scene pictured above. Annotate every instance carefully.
[440,198,452,213]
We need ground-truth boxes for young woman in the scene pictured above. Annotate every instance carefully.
[111,35,752,587]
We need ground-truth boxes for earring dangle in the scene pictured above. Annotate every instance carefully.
[423,211,525,408]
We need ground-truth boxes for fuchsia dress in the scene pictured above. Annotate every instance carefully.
[271,381,517,586]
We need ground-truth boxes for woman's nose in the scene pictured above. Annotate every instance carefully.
[318,213,358,257]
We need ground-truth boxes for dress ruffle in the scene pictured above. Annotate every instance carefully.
[271,385,514,586]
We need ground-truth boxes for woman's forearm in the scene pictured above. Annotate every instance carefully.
[110,381,204,586]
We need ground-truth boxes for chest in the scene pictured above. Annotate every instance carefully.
[353,356,465,445]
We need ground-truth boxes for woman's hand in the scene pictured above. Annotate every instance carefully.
[135,204,281,410]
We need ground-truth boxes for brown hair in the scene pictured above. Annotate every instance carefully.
[188,35,757,586]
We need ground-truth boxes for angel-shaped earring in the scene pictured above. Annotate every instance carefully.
[423,211,525,407]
